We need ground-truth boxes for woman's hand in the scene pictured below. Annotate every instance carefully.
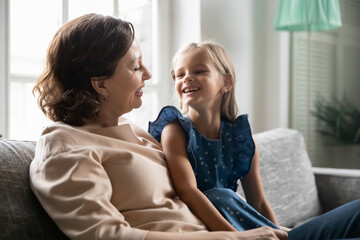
[219,226,288,240]
[145,226,288,240]
[280,226,292,232]
[236,226,288,240]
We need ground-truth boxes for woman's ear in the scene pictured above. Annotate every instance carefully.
[91,77,107,96]
[223,74,234,93]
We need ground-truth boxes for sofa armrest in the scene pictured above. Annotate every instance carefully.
[313,167,360,213]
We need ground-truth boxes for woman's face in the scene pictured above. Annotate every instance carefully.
[103,39,151,118]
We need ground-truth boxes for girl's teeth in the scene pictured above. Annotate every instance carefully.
[184,88,198,93]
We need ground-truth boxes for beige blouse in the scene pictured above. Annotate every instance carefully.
[30,119,207,240]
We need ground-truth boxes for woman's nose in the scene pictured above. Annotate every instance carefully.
[143,66,152,81]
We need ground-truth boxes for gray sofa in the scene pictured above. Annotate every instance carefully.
[1,128,359,239]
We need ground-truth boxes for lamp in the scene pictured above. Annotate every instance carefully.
[275,0,342,31]
[274,0,342,149]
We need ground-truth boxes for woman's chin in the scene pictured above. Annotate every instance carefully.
[120,103,142,116]
[131,101,143,110]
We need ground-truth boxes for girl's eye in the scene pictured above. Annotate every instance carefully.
[176,74,184,78]
[195,70,206,74]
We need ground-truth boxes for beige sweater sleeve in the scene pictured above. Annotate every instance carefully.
[30,143,148,240]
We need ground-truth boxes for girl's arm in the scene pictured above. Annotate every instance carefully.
[161,122,237,231]
[241,141,280,226]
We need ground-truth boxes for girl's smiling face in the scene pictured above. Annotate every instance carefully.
[173,48,225,111]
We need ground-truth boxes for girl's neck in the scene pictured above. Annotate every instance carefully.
[188,107,222,139]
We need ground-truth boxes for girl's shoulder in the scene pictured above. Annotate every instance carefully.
[148,106,193,143]
[222,114,252,134]
[221,113,254,155]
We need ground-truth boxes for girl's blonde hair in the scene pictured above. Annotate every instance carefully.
[171,41,238,122]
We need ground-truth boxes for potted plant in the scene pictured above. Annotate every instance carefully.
[311,95,360,144]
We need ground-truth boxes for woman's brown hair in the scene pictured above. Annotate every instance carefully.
[33,13,134,126]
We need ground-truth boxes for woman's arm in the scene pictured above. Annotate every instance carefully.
[161,122,237,231]
[145,226,288,240]
[241,141,280,226]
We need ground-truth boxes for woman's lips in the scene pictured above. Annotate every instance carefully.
[134,88,143,97]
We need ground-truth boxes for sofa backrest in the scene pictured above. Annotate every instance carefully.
[0,128,322,237]
[0,139,68,240]
[237,128,322,227]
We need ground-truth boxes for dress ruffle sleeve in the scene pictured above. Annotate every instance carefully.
[148,106,192,143]
[148,106,199,170]
[226,114,255,189]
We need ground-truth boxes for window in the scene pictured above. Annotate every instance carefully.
[2,0,166,140]
[290,0,360,169]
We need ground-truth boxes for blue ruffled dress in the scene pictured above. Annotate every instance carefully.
[148,106,278,231]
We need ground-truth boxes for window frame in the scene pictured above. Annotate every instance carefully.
[0,0,171,139]
[0,0,8,138]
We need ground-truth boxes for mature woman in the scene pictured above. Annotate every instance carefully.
[30,13,286,240]
[30,13,359,240]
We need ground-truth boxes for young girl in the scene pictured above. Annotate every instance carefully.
[148,41,280,231]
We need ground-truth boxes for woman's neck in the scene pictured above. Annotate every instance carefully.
[87,110,120,128]
[188,107,221,139]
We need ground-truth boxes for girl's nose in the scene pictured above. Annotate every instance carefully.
[183,74,193,82]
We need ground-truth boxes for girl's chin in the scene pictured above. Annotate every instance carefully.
[183,99,196,107]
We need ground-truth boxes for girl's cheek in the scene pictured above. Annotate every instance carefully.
[175,81,180,90]
[175,84,182,96]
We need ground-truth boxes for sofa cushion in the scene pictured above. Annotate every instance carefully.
[237,128,322,227]
[0,139,68,240]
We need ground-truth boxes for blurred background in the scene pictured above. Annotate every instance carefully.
[0,0,359,169]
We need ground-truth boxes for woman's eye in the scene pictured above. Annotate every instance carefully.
[134,66,141,71]
[176,74,184,78]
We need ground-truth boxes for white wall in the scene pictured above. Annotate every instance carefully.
[169,0,201,55]
[199,0,289,133]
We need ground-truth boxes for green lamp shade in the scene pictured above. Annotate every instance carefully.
[275,0,342,31]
